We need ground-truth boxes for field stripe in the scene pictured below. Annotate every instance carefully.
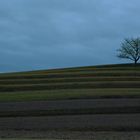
[0,81,140,92]
[0,114,140,131]
[0,77,140,85]
[1,71,140,80]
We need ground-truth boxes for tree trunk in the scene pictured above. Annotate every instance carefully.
[135,59,137,65]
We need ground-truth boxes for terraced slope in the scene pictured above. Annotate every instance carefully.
[0,63,140,134]
[0,63,140,101]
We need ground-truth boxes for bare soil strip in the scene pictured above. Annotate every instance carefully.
[0,114,140,131]
[1,71,140,80]
[0,99,140,117]
[1,99,140,111]
[0,131,140,139]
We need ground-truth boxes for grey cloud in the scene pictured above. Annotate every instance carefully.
[0,0,140,72]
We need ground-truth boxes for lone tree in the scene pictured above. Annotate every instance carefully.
[117,38,140,64]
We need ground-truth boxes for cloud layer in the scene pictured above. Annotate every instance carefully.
[0,0,140,72]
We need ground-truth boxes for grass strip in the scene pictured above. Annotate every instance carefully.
[0,89,140,102]
[0,81,140,92]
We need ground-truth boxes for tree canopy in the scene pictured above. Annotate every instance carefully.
[117,38,140,64]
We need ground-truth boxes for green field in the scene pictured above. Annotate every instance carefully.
[0,89,140,102]
[0,63,140,102]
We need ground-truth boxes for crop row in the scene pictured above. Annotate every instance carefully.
[0,81,140,92]
[0,106,140,117]
[0,77,140,85]
[0,71,140,80]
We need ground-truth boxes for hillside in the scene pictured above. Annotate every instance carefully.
[0,63,140,102]
[0,63,140,139]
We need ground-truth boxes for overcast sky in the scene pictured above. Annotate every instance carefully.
[0,0,140,72]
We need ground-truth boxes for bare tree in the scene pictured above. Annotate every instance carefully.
[117,38,140,64]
